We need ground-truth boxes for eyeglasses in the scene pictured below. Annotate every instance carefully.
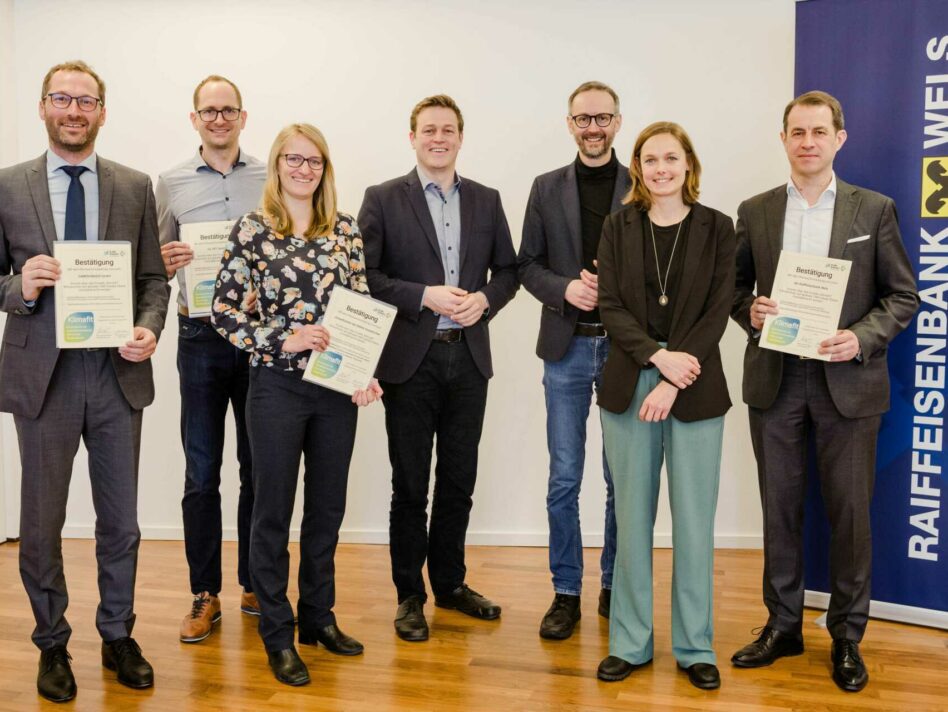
[197,107,242,122]
[282,154,324,170]
[45,92,102,112]
[570,113,616,128]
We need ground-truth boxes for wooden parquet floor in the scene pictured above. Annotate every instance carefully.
[0,541,945,711]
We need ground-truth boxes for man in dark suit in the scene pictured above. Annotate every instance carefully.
[359,94,519,642]
[518,81,628,639]
[730,91,918,692]
[0,61,169,702]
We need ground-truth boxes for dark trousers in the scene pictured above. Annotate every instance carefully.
[381,341,488,602]
[15,349,142,650]
[177,315,253,594]
[749,357,879,642]
[246,366,357,652]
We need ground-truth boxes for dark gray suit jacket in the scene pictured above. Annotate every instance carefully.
[517,159,631,361]
[359,169,519,384]
[731,178,919,418]
[0,153,170,418]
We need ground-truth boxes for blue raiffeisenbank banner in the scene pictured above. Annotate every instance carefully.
[798,0,947,624]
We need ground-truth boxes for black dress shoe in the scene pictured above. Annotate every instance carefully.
[299,623,364,655]
[267,647,310,686]
[394,595,429,642]
[679,662,721,690]
[731,626,803,667]
[831,639,868,692]
[539,593,581,640]
[597,655,640,682]
[598,588,611,618]
[37,645,76,703]
[434,584,501,620]
[101,637,154,689]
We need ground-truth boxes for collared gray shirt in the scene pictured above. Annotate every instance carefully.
[46,149,99,241]
[416,165,463,330]
[156,148,266,309]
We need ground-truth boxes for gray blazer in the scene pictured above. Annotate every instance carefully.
[0,153,169,418]
[517,160,631,361]
[731,178,919,418]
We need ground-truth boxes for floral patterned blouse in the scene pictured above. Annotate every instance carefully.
[212,210,368,373]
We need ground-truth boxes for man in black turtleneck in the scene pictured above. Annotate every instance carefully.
[518,81,630,640]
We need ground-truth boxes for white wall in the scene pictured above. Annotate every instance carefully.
[4,0,798,549]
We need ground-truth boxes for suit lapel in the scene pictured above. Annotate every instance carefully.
[669,205,709,337]
[829,180,859,259]
[97,157,114,241]
[26,154,58,253]
[459,181,474,274]
[610,165,630,212]
[624,210,648,326]
[560,165,583,267]
[404,170,443,265]
[764,187,788,278]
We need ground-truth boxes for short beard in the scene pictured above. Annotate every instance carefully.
[576,134,611,160]
[46,115,99,155]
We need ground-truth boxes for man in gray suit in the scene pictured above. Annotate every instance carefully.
[0,60,169,702]
[518,81,628,639]
[730,91,918,692]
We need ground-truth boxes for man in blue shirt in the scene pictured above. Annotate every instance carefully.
[156,75,265,644]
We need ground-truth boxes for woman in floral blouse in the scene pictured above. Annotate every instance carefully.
[213,123,381,686]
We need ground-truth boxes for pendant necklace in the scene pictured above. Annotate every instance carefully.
[649,216,684,307]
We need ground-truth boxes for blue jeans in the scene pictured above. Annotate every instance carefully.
[178,315,254,595]
[542,334,616,595]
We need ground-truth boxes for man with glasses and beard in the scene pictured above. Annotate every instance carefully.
[518,81,627,639]
[0,60,169,702]
[156,75,266,644]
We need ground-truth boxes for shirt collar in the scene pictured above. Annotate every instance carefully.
[787,172,837,205]
[191,147,247,174]
[416,165,461,194]
[46,149,97,177]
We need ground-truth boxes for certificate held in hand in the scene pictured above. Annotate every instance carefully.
[53,241,134,349]
[760,250,852,361]
[302,286,397,395]
[179,220,235,317]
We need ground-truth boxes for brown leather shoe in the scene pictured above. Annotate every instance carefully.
[179,592,221,643]
[240,590,261,616]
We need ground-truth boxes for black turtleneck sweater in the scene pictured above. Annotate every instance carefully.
[574,150,619,324]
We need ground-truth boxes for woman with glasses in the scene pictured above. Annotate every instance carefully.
[213,123,381,686]
[594,122,735,690]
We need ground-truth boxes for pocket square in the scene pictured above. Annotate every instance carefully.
[847,234,871,244]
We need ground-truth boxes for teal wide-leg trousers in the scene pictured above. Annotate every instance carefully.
[600,367,723,667]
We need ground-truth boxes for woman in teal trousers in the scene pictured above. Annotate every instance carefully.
[594,121,735,690]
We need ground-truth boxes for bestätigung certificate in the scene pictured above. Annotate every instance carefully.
[53,241,134,349]
[180,220,236,317]
[760,250,852,360]
[302,286,397,395]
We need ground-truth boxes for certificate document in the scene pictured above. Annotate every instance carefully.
[302,286,397,395]
[53,241,134,349]
[180,220,235,317]
[760,250,852,360]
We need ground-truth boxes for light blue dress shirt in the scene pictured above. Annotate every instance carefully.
[46,149,99,241]
[416,166,463,330]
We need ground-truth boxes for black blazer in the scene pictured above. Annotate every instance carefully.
[597,202,735,420]
[358,169,519,384]
[517,160,631,361]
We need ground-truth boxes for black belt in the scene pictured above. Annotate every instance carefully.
[433,329,464,343]
[574,322,606,337]
[178,305,211,323]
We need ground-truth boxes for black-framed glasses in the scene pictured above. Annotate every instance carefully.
[197,107,242,122]
[45,92,102,112]
[281,154,324,170]
[570,113,615,128]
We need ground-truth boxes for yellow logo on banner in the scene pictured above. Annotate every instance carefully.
[922,157,948,217]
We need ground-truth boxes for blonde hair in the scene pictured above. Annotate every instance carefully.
[192,75,242,110]
[624,121,701,210]
[41,60,106,104]
[261,124,337,239]
[410,94,464,133]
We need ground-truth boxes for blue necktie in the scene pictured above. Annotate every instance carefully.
[61,165,89,241]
